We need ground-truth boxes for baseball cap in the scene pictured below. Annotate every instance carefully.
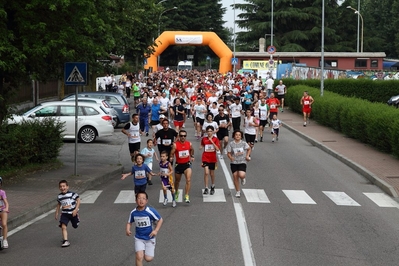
[159,114,166,119]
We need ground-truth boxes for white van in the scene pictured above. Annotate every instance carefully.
[177,61,193,70]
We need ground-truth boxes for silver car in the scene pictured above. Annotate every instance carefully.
[8,101,114,143]
[62,97,118,128]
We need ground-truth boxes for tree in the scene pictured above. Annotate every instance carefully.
[0,0,160,123]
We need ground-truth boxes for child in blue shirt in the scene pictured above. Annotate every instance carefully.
[122,154,158,194]
[140,139,159,186]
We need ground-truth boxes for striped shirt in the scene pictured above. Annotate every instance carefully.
[57,191,79,214]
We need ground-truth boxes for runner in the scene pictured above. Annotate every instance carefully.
[169,130,195,203]
[244,109,258,150]
[154,119,178,159]
[266,93,280,121]
[300,91,314,127]
[275,80,287,112]
[193,98,207,140]
[172,98,185,132]
[202,113,218,137]
[214,105,231,157]
[226,130,251,198]
[270,114,282,142]
[258,97,270,142]
[200,125,220,195]
[230,97,243,131]
[122,114,142,160]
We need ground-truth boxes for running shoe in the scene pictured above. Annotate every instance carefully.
[175,190,180,200]
[145,132,149,136]
[210,186,215,195]
[203,187,209,195]
[260,137,263,142]
[184,194,190,203]
[241,178,246,186]
[219,154,223,159]
[223,150,227,155]
[148,180,153,185]
[62,240,70,248]
[235,191,241,198]
[163,198,168,206]
[272,138,275,142]
[303,122,307,127]
[255,139,258,143]
[3,239,9,249]
[172,200,176,208]
[276,136,279,141]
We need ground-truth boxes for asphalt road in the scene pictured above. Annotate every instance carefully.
[2,123,399,265]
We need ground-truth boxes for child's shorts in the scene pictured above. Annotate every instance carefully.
[135,237,156,257]
[59,213,80,228]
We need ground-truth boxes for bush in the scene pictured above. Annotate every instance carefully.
[0,118,64,168]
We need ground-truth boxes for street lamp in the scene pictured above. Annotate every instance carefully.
[347,5,364,53]
[157,7,177,68]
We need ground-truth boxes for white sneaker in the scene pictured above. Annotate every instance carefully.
[223,150,227,155]
[235,191,241,198]
[172,200,176,208]
[219,154,223,159]
[163,198,168,206]
[241,178,246,186]
[272,138,275,142]
[3,239,9,249]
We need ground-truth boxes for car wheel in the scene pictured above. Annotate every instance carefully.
[79,126,97,143]
[112,119,117,128]
[115,118,120,128]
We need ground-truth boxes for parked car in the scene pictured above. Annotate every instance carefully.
[62,97,118,128]
[387,95,399,108]
[8,101,114,143]
[63,92,130,127]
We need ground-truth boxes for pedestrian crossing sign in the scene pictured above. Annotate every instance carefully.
[64,62,88,86]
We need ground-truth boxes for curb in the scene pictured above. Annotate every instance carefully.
[283,124,399,198]
[7,166,124,231]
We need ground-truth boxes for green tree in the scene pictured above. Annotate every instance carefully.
[0,0,160,123]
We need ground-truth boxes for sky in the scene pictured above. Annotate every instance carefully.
[222,0,245,30]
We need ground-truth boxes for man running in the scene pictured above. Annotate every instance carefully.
[300,91,314,127]
[214,105,231,157]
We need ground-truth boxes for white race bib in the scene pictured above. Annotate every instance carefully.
[205,144,215,152]
[135,170,146,179]
[135,216,150,228]
[178,150,189,158]
[162,139,171,145]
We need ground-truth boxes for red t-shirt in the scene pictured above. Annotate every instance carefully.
[201,136,220,163]
[174,141,192,164]
[266,98,280,113]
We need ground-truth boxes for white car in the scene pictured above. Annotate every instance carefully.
[8,101,114,143]
[62,97,118,128]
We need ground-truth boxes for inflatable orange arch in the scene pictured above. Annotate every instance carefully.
[144,31,233,73]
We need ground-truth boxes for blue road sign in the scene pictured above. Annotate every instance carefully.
[231,58,238,65]
[64,62,88,86]
[267,46,276,54]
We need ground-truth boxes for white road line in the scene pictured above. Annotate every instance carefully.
[323,191,360,206]
[220,158,256,266]
[363,192,399,208]
[242,189,270,203]
[114,190,136,203]
[202,189,226,202]
[8,210,55,237]
[80,190,103,204]
[158,189,183,203]
[283,190,317,204]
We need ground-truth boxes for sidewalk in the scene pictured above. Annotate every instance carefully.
[6,107,399,231]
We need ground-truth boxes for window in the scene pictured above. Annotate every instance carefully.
[319,60,338,68]
[60,106,84,116]
[83,106,99,116]
[35,106,57,117]
[355,59,367,68]
[371,60,378,68]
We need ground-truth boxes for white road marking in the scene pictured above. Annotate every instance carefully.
[114,190,136,203]
[323,191,360,206]
[8,210,55,237]
[158,189,183,203]
[363,192,399,208]
[202,189,226,202]
[283,190,317,204]
[80,190,102,204]
[220,158,256,266]
[242,189,270,203]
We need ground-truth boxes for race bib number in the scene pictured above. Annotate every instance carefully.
[135,216,150,228]
[304,100,310,105]
[130,132,139,138]
[219,119,227,126]
[135,170,146,179]
[178,150,189,158]
[260,111,267,119]
[205,144,215,152]
[233,147,244,156]
[160,168,169,175]
[270,104,276,109]
[233,110,240,116]
[61,199,73,209]
[162,139,171,145]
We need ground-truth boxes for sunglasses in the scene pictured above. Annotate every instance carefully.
[179,135,187,137]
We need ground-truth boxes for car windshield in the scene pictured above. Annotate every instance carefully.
[23,104,43,116]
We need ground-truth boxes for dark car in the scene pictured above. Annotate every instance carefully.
[64,92,130,126]
[387,95,399,108]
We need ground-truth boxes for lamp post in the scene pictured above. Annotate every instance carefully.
[271,0,274,47]
[347,5,364,53]
[321,0,325,96]
[157,7,177,68]
[233,0,236,76]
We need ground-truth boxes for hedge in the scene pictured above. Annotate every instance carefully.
[285,85,399,157]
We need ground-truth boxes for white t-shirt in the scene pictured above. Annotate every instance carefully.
[266,78,274,90]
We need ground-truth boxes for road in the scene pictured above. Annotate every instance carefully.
[2,122,399,265]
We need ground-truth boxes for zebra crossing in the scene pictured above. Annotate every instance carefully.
[79,189,399,208]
